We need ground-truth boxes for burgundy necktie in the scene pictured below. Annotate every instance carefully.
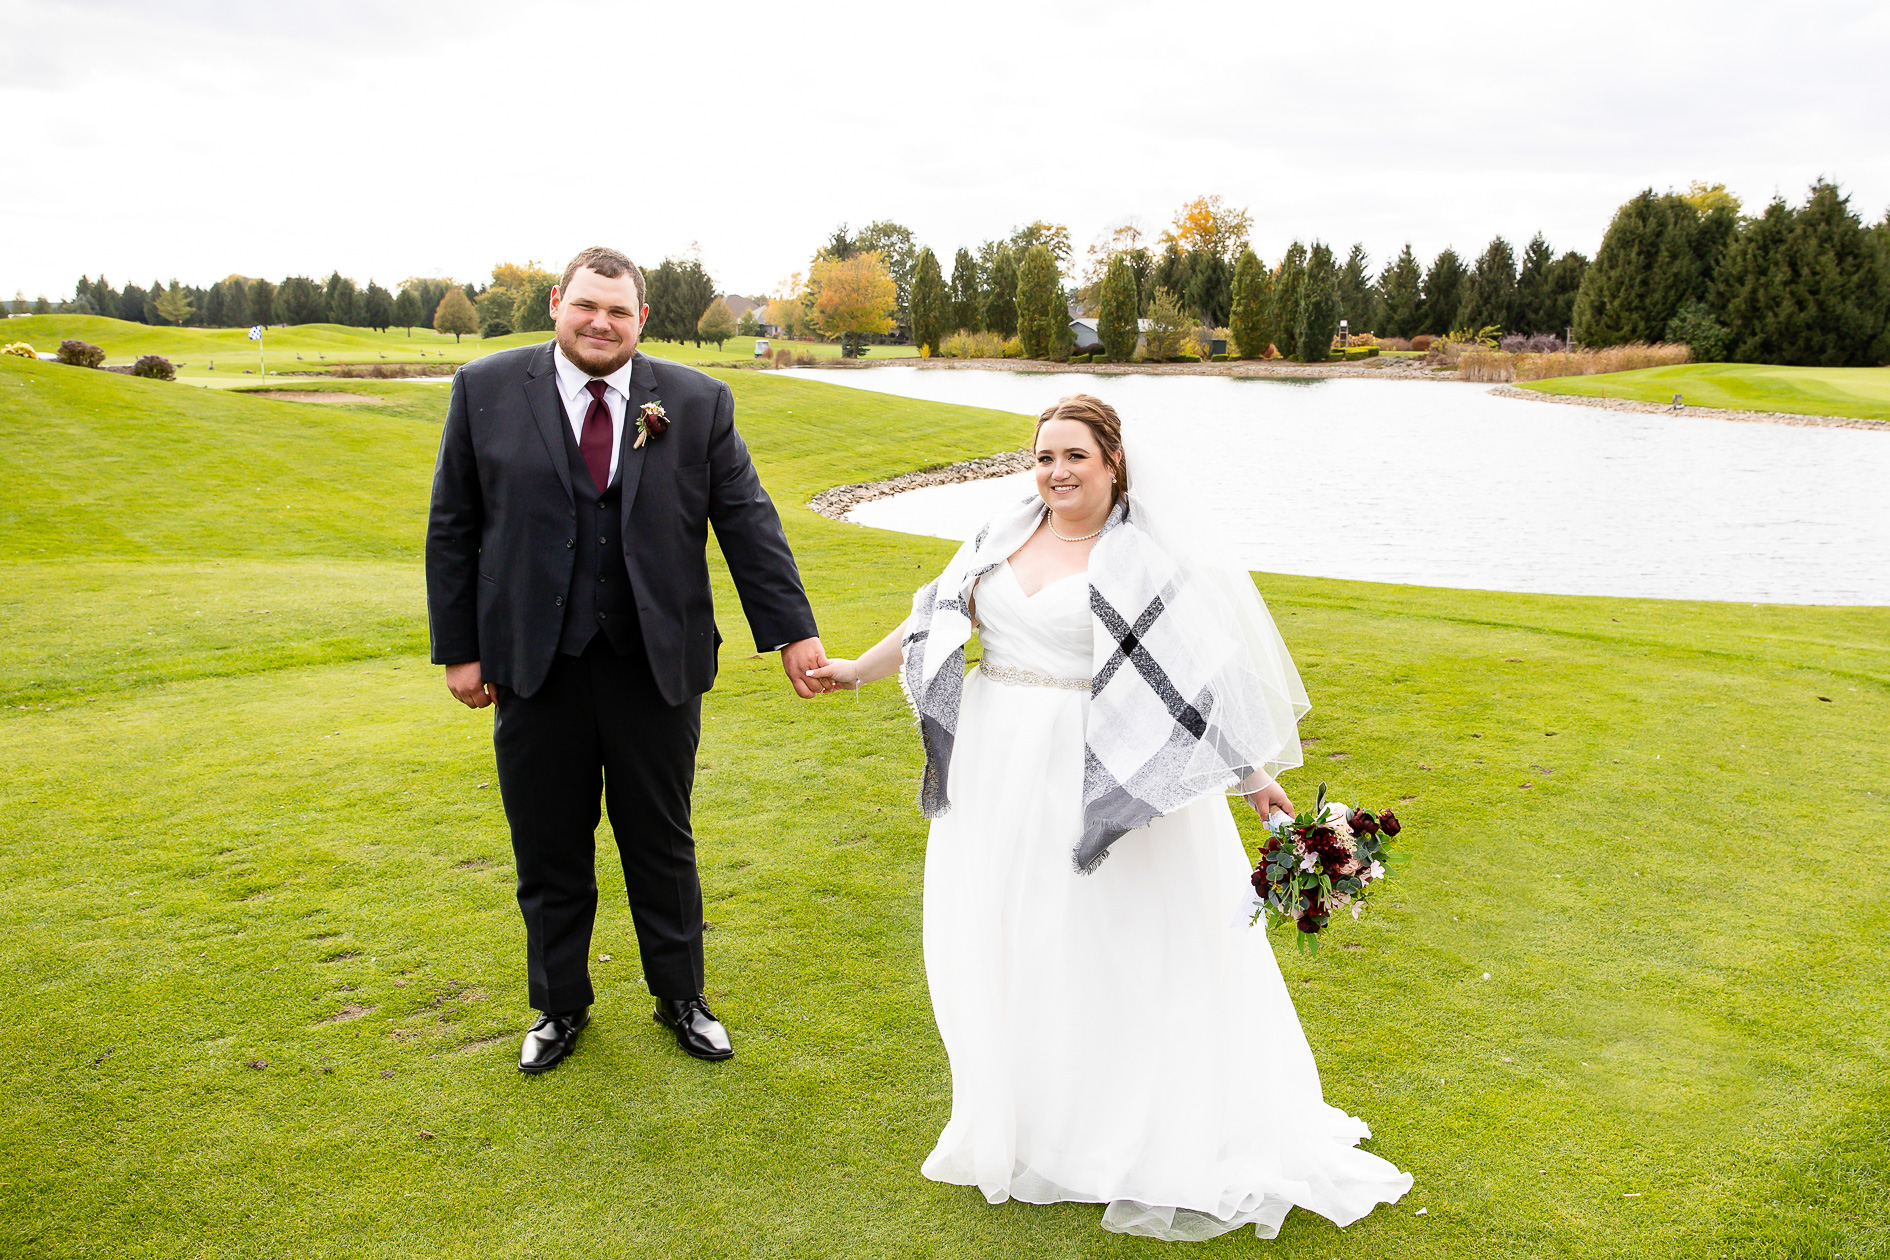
[578,379,613,490]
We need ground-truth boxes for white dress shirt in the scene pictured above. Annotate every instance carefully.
[552,344,635,487]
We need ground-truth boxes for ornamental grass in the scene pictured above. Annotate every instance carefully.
[1458,342,1693,383]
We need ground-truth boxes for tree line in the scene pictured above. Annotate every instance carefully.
[1572,180,1889,365]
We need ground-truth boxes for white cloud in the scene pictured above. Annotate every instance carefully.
[1,0,1884,300]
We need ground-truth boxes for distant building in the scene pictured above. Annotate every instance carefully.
[1069,318,1103,351]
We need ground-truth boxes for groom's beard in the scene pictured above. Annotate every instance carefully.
[557,324,636,376]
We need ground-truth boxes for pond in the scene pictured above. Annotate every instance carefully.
[779,367,1890,606]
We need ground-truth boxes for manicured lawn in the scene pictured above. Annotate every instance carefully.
[0,314,914,385]
[1,356,1886,1258]
[1518,361,1890,422]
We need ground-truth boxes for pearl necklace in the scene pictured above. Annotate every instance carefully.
[1045,510,1105,543]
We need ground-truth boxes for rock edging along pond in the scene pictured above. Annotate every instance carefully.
[809,449,1033,521]
[1491,384,1889,432]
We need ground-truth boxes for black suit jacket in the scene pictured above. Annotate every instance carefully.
[425,343,817,704]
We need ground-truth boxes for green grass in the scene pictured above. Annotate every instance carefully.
[0,314,914,385]
[1517,361,1890,422]
[2,354,1888,1257]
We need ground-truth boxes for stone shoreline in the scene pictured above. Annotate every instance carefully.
[1490,385,1889,431]
[808,449,1034,521]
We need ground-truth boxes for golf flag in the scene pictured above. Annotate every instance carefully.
[248,326,263,340]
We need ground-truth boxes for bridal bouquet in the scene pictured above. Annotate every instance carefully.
[1251,784,1401,953]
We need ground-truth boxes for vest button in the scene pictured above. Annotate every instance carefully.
[554,596,564,607]
[565,537,574,548]
[598,536,607,545]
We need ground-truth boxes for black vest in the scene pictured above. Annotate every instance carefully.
[557,422,641,657]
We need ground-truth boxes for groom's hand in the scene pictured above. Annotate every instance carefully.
[445,661,495,709]
[780,637,830,698]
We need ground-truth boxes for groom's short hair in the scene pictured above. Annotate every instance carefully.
[561,247,646,308]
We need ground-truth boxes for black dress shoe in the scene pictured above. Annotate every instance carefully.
[518,1007,589,1074]
[654,995,734,1061]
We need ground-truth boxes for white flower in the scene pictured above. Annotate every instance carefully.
[1367,860,1386,881]
[1352,903,1363,920]
[1299,853,1319,873]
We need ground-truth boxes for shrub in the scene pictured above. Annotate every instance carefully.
[1456,341,1691,382]
[1409,335,1434,352]
[1664,299,1729,363]
[773,348,792,367]
[1210,353,1230,362]
[130,355,175,380]
[1378,337,1413,351]
[1000,336,1024,359]
[1498,333,1566,354]
[480,318,513,339]
[940,330,1008,359]
[3,342,35,359]
[56,339,105,368]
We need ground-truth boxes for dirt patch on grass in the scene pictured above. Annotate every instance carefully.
[245,390,381,404]
[318,1003,377,1024]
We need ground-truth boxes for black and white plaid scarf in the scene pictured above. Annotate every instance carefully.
[902,493,1287,872]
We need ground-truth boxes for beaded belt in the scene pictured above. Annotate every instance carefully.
[978,661,1092,692]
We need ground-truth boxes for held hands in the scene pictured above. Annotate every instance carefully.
[804,658,862,692]
[445,661,496,709]
[780,637,832,698]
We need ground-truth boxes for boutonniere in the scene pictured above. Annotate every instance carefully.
[634,400,668,449]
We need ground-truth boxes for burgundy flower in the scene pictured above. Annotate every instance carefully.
[1378,810,1402,837]
[1251,867,1270,897]
[1348,809,1380,836]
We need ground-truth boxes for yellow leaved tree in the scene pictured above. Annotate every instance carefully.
[812,251,896,357]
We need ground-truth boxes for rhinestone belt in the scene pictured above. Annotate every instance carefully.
[978,661,1092,692]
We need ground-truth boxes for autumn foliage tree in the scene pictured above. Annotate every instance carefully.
[696,297,737,349]
[433,287,478,342]
[812,251,897,356]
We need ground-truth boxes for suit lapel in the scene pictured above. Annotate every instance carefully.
[524,342,573,504]
[618,352,657,524]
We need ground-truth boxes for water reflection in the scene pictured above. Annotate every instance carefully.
[780,367,1889,605]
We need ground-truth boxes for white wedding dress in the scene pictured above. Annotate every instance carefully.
[919,561,1414,1240]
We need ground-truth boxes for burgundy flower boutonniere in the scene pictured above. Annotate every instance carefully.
[634,400,668,449]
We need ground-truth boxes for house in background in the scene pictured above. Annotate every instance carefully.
[1069,317,1103,352]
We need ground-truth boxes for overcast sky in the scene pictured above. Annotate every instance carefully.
[3,0,1885,302]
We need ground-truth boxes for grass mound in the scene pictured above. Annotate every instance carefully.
[1,353,1886,1257]
[1516,361,1890,422]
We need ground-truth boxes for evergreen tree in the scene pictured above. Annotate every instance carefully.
[32,295,49,315]
[324,272,362,325]
[143,280,163,324]
[391,288,421,335]
[116,284,143,323]
[673,257,718,346]
[1571,190,1709,346]
[1717,182,1889,366]
[1336,243,1375,333]
[1458,236,1519,332]
[154,283,194,326]
[223,278,250,328]
[249,278,274,326]
[909,248,947,354]
[1141,286,1190,359]
[1098,254,1139,362]
[276,276,324,325]
[1544,252,1588,340]
[1229,247,1272,358]
[1271,242,1307,358]
[643,260,679,341]
[1184,250,1231,327]
[1420,248,1465,335]
[1295,243,1340,362]
[980,245,1018,337]
[363,281,394,332]
[1015,245,1062,360]
[1514,234,1556,335]
[949,248,978,332]
[1151,242,1187,306]
[1377,244,1423,338]
[433,287,478,342]
[202,282,227,328]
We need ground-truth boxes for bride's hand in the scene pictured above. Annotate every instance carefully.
[1245,781,1294,818]
[805,659,861,692]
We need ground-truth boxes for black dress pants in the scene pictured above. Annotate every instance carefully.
[493,637,704,1012]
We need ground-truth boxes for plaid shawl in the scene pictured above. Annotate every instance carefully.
[902,493,1274,873]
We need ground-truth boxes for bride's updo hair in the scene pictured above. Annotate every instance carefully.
[1033,394,1131,503]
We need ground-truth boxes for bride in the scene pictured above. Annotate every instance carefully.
[809,394,1412,1240]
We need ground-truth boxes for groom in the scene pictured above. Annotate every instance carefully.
[426,246,826,1073]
